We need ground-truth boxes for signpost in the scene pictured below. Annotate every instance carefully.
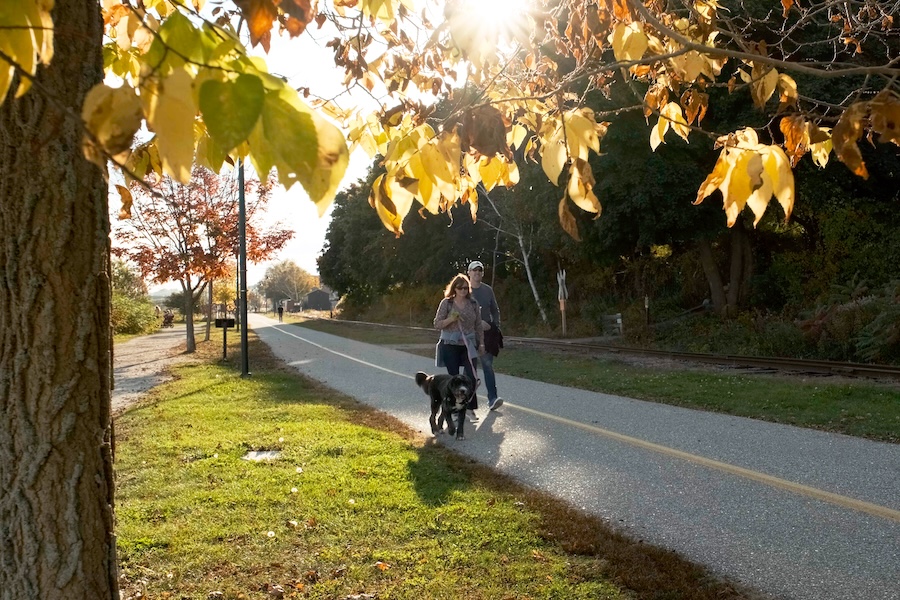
[215,317,235,360]
[557,269,568,337]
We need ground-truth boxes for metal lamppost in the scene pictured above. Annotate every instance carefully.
[238,158,250,377]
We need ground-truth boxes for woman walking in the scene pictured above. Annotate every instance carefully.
[433,273,485,420]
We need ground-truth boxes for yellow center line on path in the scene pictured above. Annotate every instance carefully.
[512,403,900,524]
[267,322,900,525]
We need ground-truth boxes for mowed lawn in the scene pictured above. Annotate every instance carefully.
[115,334,753,600]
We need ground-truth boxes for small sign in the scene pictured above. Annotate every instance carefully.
[215,318,235,328]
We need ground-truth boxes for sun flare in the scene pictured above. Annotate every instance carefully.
[444,0,535,62]
[471,0,528,26]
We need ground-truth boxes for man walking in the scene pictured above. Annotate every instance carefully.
[467,260,504,411]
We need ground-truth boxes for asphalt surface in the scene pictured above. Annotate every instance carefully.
[248,313,900,600]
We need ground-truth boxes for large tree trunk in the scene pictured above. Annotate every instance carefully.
[0,2,119,599]
[205,282,212,342]
[725,222,754,314]
[726,223,744,316]
[698,239,727,315]
[180,278,202,353]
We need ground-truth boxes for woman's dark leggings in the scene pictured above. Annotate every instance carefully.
[440,342,479,410]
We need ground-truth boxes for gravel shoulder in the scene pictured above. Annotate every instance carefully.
[112,324,191,415]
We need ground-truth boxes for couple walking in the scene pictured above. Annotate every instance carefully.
[433,260,504,421]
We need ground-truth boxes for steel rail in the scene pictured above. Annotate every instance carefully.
[511,337,900,380]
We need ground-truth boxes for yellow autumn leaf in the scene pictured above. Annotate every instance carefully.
[541,109,608,186]
[669,51,708,83]
[610,22,648,62]
[369,173,405,236]
[508,124,528,149]
[750,62,779,108]
[541,132,567,186]
[663,102,690,142]
[695,128,794,226]
[566,159,601,215]
[145,67,196,183]
[81,83,143,166]
[408,151,440,213]
[1,0,54,98]
[809,128,832,168]
[777,73,798,109]
[720,150,756,224]
[565,108,602,159]
[270,87,350,213]
[745,153,773,226]
[115,12,140,51]
[479,156,504,189]
[479,156,520,190]
[650,112,668,151]
[505,159,520,187]
[694,150,730,205]
[761,145,794,221]
[383,168,417,225]
[420,138,458,200]
[651,102,690,150]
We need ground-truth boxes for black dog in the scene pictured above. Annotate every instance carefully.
[415,371,473,440]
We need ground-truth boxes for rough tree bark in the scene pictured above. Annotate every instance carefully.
[698,238,727,314]
[0,2,119,598]
[698,223,754,317]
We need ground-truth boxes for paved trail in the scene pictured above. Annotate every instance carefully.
[248,313,900,600]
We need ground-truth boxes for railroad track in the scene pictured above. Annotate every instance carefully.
[511,337,900,380]
[310,318,900,381]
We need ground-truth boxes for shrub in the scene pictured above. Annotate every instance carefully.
[112,292,158,335]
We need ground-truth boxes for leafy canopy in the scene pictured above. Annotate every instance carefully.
[1,0,897,239]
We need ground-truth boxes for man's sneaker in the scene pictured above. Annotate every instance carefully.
[489,397,504,410]
[467,410,479,422]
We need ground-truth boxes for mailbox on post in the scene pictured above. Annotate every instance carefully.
[215,318,236,359]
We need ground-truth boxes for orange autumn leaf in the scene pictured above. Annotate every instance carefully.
[558,192,581,241]
[462,105,512,160]
[869,92,900,145]
[781,0,794,17]
[779,115,808,166]
[281,0,317,34]
[832,103,870,179]
[234,0,278,48]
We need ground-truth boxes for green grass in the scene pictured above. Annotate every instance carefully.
[115,336,753,600]
[297,319,900,443]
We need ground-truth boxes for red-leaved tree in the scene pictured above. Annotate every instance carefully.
[114,166,292,351]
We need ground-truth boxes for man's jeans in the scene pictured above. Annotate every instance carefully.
[479,351,497,402]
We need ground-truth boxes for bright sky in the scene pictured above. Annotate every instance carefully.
[246,147,370,287]
[242,25,373,288]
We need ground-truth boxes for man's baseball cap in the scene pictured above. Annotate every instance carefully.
[468,260,484,271]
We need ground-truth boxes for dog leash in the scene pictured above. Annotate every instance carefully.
[457,320,481,392]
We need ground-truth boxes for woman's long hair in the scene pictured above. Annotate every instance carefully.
[443,273,471,299]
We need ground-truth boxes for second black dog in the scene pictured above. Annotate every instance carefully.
[415,371,473,440]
